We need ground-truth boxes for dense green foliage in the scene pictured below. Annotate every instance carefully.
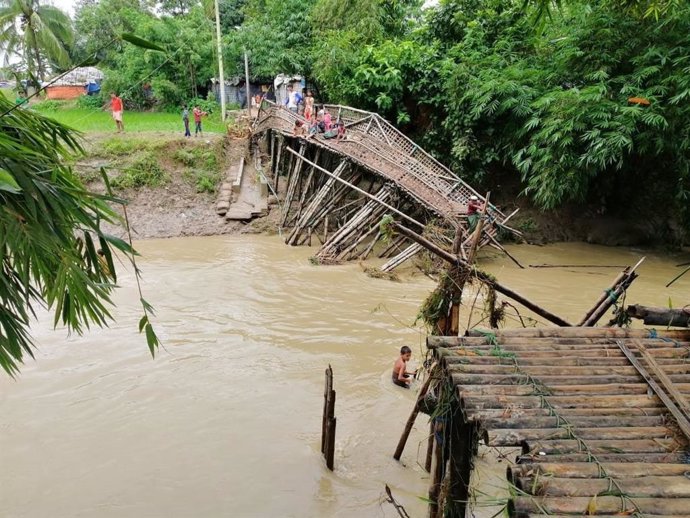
[228,0,690,241]
[3,0,688,241]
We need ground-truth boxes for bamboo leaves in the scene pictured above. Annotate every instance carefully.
[0,94,159,375]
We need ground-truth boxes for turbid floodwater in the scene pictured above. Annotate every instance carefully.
[1,235,687,518]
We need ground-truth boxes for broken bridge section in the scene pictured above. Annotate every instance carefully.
[423,327,690,518]
[253,102,519,267]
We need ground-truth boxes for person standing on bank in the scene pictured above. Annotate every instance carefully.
[193,105,207,136]
[110,92,124,133]
[182,105,191,138]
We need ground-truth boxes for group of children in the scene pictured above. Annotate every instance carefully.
[182,105,208,138]
[288,87,347,142]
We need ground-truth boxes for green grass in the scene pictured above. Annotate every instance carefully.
[31,104,228,133]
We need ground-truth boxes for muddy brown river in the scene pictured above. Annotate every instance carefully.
[1,236,687,517]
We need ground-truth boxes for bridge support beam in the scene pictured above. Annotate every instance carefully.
[316,184,393,263]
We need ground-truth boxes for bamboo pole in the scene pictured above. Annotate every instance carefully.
[630,339,690,427]
[359,230,381,260]
[281,143,306,226]
[580,257,645,326]
[287,162,348,245]
[463,327,690,339]
[627,304,690,327]
[509,461,690,480]
[510,496,690,516]
[515,475,690,498]
[392,222,572,327]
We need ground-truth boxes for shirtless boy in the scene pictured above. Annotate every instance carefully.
[392,346,416,388]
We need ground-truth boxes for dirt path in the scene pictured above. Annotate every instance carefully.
[76,132,260,240]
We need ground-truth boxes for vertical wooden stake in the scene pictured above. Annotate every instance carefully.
[321,365,337,471]
[323,216,329,243]
[425,421,434,473]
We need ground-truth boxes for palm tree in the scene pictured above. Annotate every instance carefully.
[0,0,74,80]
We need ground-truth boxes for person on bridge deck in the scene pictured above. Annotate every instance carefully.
[304,90,314,120]
[336,119,346,141]
[392,346,416,388]
[467,195,483,215]
[306,114,318,139]
[285,84,302,113]
[323,109,332,130]
[293,119,306,137]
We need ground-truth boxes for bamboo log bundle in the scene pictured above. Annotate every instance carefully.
[459,382,660,397]
[482,415,666,430]
[519,515,681,518]
[487,426,673,446]
[470,406,670,419]
[465,327,690,339]
[509,461,690,479]
[516,452,689,463]
[380,243,423,272]
[431,334,690,348]
[509,496,690,516]
[522,438,678,455]
[515,474,690,498]
[316,185,392,260]
[461,394,660,410]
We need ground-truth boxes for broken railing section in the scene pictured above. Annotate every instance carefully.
[387,220,573,328]
[321,365,336,471]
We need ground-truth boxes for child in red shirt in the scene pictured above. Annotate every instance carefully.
[193,106,207,136]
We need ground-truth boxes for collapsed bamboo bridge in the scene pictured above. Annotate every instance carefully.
[411,327,690,517]
[251,102,520,267]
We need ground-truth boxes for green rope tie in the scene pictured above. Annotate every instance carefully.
[605,287,620,303]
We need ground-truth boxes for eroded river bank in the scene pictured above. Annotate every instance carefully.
[1,235,688,517]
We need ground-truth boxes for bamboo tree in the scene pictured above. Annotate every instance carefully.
[0,94,158,375]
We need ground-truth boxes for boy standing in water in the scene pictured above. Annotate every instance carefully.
[392,346,416,388]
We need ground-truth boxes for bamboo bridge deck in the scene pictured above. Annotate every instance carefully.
[425,327,690,517]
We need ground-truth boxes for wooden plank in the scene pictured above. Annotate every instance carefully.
[632,338,690,418]
[616,339,690,440]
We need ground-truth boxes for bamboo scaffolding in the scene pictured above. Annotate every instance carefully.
[280,143,306,226]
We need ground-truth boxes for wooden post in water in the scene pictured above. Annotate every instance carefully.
[321,365,337,470]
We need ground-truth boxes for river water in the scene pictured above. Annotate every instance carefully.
[1,236,688,518]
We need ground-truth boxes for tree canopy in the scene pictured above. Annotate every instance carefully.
[0,0,73,79]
